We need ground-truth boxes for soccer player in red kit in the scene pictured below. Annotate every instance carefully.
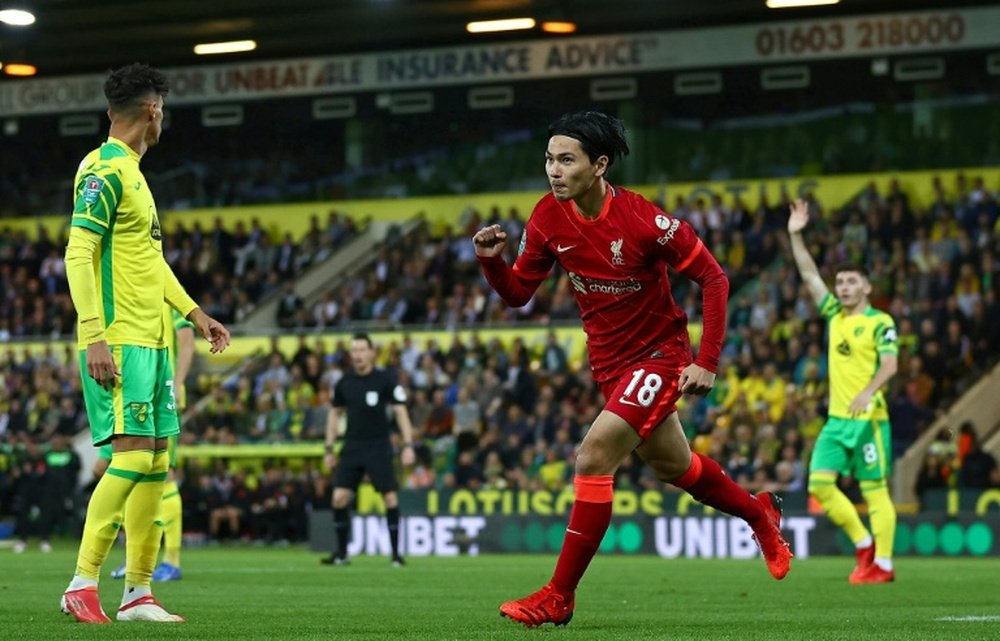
[474,111,792,628]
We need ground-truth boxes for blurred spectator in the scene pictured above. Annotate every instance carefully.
[957,431,1000,489]
[11,441,55,552]
[915,453,949,501]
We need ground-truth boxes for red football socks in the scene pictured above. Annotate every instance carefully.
[550,475,614,595]
[672,453,765,526]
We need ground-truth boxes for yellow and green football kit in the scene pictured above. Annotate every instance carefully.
[808,293,899,559]
[809,293,898,481]
[67,137,197,446]
[68,137,199,586]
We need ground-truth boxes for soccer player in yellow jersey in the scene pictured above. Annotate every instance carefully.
[61,63,230,624]
[788,198,899,584]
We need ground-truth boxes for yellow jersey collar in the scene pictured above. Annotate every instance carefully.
[842,302,872,317]
[106,136,141,163]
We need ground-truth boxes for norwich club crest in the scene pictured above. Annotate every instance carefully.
[130,402,149,424]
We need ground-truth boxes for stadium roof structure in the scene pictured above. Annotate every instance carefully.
[0,0,993,79]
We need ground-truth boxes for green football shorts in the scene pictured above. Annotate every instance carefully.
[79,344,179,446]
[809,416,892,480]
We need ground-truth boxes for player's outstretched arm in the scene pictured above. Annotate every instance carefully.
[787,198,830,305]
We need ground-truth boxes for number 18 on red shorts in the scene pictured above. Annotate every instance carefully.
[601,358,687,441]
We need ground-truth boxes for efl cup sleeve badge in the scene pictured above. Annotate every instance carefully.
[82,175,105,205]
[517,230,527,256]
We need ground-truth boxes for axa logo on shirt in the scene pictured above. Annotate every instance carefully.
[655,214,680,246]
[568,271,642,296]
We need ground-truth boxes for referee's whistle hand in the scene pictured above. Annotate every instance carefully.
[324,453,337,470]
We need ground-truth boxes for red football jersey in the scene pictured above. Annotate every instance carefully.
[507,185,725,386]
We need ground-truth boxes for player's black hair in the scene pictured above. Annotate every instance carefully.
[104,63,169,112]
[833,261,869,279]
[548,111,630,167]
[351,332,374,348]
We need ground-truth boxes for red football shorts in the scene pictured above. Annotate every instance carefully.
[600,358,687,440]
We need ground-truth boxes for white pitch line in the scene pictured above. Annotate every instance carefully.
[933,616,1000,622]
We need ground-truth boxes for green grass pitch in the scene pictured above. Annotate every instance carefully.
[1,543,998,640]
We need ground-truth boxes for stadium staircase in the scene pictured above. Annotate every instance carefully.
[893,360,1000,507]
[174,215,426,433]
[238,217,423,331]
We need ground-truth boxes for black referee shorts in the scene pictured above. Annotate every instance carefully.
[333,440,398,493]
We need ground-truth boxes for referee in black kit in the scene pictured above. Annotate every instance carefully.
[322,333,416,566]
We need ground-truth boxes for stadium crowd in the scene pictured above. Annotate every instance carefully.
[1,172,998,543]
[0,211,360,338]
[3,100,997,217]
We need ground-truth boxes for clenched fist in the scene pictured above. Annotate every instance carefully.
[472,224,508,259]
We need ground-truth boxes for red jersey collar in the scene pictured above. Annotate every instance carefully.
[567,183,616,225]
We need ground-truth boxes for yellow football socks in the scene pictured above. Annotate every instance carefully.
[160,480,183,568]
[861,480,896,563]
[123,449,169,589]
[75,449,154,580]
[808,471,871,545]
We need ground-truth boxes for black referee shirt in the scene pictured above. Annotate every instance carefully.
[331,368,407,442]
